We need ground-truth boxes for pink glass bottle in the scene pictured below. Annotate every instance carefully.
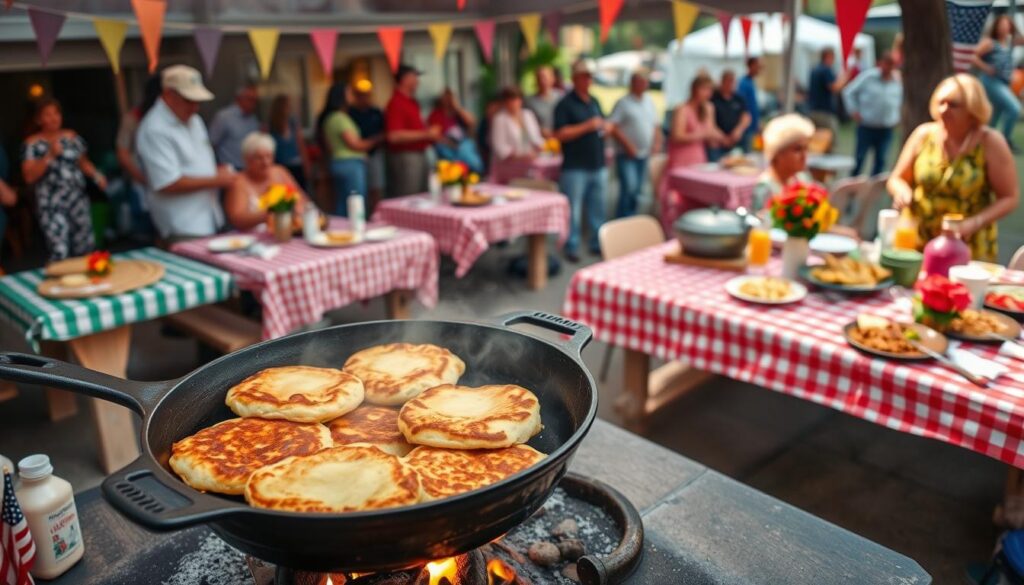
[921,214,971,278]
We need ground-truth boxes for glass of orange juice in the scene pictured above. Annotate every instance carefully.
[748,227,772,272]
[892,209,919,250]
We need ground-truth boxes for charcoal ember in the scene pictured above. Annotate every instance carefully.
[562,563,579,582]
[556,539,585,561]
[552,518,579,539]
[527,541,561,566]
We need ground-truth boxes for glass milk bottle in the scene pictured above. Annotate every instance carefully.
[15,455,84,579]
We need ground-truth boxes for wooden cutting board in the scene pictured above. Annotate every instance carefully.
[37,259,165,299]
[664,243,748,272]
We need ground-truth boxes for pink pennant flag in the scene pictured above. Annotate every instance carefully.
[835,0,872,73]
[474,20,496,63]
[740,17,753,54]
[310,29,338,77]
[717,11,733,51]
[193,27,223,78]
[28,8,65,66]
[544,12,563,44]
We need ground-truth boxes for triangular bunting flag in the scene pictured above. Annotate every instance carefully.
[740,17,753,55]
[131,0,165,73]
[835,0,872,73]
[717,11,733,51]
[599,0,625,43]
[672,1,700,45]
[544,11,563,44]
[310,29,338,77]
[94,19,128,73]
[194,27,223,78]
[458,0,466,9]
[28,9,65,66]
[428,23,453,61]
[248,28,280,80]
[519,13,541,54]
[4,0,13,10]
[377,27,404,74]
[474,20,496,63]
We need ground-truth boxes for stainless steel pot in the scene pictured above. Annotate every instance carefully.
[673,207,754,259]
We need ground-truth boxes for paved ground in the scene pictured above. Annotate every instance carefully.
[2,120,1023,583]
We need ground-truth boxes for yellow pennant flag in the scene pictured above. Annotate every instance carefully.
[428,23,453,61]
[519,13,542,54]
[672,1,700,45]
[93,18,127,74]
[248,28,280,80]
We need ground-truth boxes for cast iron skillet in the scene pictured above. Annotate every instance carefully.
[0,311,597,572]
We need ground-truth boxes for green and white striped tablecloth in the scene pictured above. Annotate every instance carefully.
[0,247,234,346]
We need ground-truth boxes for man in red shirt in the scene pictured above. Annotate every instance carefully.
[385,64,441,197]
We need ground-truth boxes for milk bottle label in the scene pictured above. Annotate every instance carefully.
[47,500,80,560]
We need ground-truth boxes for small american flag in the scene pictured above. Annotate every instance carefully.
[947,0,996,72]
[1,468,34,585]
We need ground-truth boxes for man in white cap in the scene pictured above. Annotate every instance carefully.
[553,59,616,262]
[136,65,236,242]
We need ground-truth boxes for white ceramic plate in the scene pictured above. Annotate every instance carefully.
[970,261,1006,280]
[725,275,807,305]
[308,231,361,248]
[364,226,398,242]
[208,235,255,253]
[769,229,858,256]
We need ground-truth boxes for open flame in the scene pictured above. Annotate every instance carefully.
[487,559,517,585]
[426,557,459,585]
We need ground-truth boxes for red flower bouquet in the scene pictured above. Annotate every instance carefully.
[769,181,837,239]
[913,274,972,331]
[86,251,113,278]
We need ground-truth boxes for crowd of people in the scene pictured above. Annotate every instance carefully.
[5,18,1023,267]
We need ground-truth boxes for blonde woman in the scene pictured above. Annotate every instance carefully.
[887,74,1019,261]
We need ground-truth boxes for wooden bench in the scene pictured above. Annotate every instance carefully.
[163,305,262,354]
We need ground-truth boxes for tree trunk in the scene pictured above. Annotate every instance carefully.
[899,0,954,136]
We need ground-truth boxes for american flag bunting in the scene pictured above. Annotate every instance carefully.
[1,468,34,585]
[946,0,996,72]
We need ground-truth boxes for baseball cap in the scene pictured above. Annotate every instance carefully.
[571,59,596,77]
[395,64,422,82]
[162,65,215,102]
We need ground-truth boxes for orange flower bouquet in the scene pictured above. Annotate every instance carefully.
[86,251,113,278]
[260,184,300,242]
[769,182,838,239]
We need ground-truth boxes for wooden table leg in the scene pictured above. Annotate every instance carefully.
[385,290,411,320]
[526,234,548,291]
[39,341,79,421]
[617,348,714,433]
[66,326,139,474]
[618,349,650,432]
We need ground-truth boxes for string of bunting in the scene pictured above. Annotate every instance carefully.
[5,1,876,80]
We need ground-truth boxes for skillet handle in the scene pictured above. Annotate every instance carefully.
[0,352,174,416]
[495,311,593,355]
[101,458,249,530]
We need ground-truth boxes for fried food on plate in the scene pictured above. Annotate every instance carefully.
[226,366,365,423]
[810,254,891,286]
[950,310,1009,337]
[848,314,922,356]
[169,417,333,495]
[327,405,413,456]
[343,343,466,406]
[398,384,542,449]
[738,277,793,301]
[404,445,546,501]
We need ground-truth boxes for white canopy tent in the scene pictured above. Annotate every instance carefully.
[663,14,876,110]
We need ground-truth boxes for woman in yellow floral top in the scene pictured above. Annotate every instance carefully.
[888,74,1018,262]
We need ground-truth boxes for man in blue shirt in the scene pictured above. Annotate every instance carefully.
[842,51,903,177]
[554,59,617,262]
[737,57,761,151]
[807,48,844,141]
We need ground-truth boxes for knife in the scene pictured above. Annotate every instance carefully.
[986,332,1024,350]
[907,339,989,387]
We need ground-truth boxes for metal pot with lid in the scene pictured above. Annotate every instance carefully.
[673,206,757,259]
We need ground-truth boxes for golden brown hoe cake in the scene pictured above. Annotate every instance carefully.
[225,366,365,423]
[327,405,414,456]
[244,445,421,512]
[404,445,546,501]
[398,384,542,449]
[169,417,333,495]
[342,343,466,406]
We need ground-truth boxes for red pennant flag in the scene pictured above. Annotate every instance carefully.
[835,0,872,73]
[4,0,13,10]
[28,8,65,66]
[457,0,465,9]
[740,17,753,54]
[474,20,496,63]
[310,29,338,78]
[717,11,733,50]
[599,0,624,43]
[132,0,166,73]
[544,12,563,44]
[377,27,403,74]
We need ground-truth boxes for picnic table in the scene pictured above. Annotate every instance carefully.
[372,184,569,289]
[489,148,615,185]
[563,241,1024,468]
[0,247,233,473]
[171,218,438,340]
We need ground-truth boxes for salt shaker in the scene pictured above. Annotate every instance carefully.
[876,209,899,250]
[302,203,322,242]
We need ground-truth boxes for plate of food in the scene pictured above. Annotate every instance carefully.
[985,285,1024,322]
[800,254,893,293]
[451,191,492,207]
[364,226,398,242]
[310,230,360,248]
[208,234,256,253]
[947,308,1022,343]
[970,261,1006,280]
[768,229,858,256]
[844,314,948,361]
[725,275,807,305]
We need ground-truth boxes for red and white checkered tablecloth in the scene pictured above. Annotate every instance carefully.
[372,184,570,278]
[563,241,1024,468]
[171,219,438,340]
[489,154,562,184]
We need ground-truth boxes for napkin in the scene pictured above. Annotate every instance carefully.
[249,243,281,260]
[1000,340,1024,362]
[948,342,1010,381]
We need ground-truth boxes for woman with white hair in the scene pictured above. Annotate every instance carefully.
[751,113,817,211]
[225,132,308,230]
[887,74,1019,261]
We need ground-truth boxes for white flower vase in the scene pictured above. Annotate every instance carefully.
[443,184,463,204]
[780,237,810,280]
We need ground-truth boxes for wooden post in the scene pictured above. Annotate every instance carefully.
[618,349,650,432]
[385,290,411,320]
[526,234,548,290]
